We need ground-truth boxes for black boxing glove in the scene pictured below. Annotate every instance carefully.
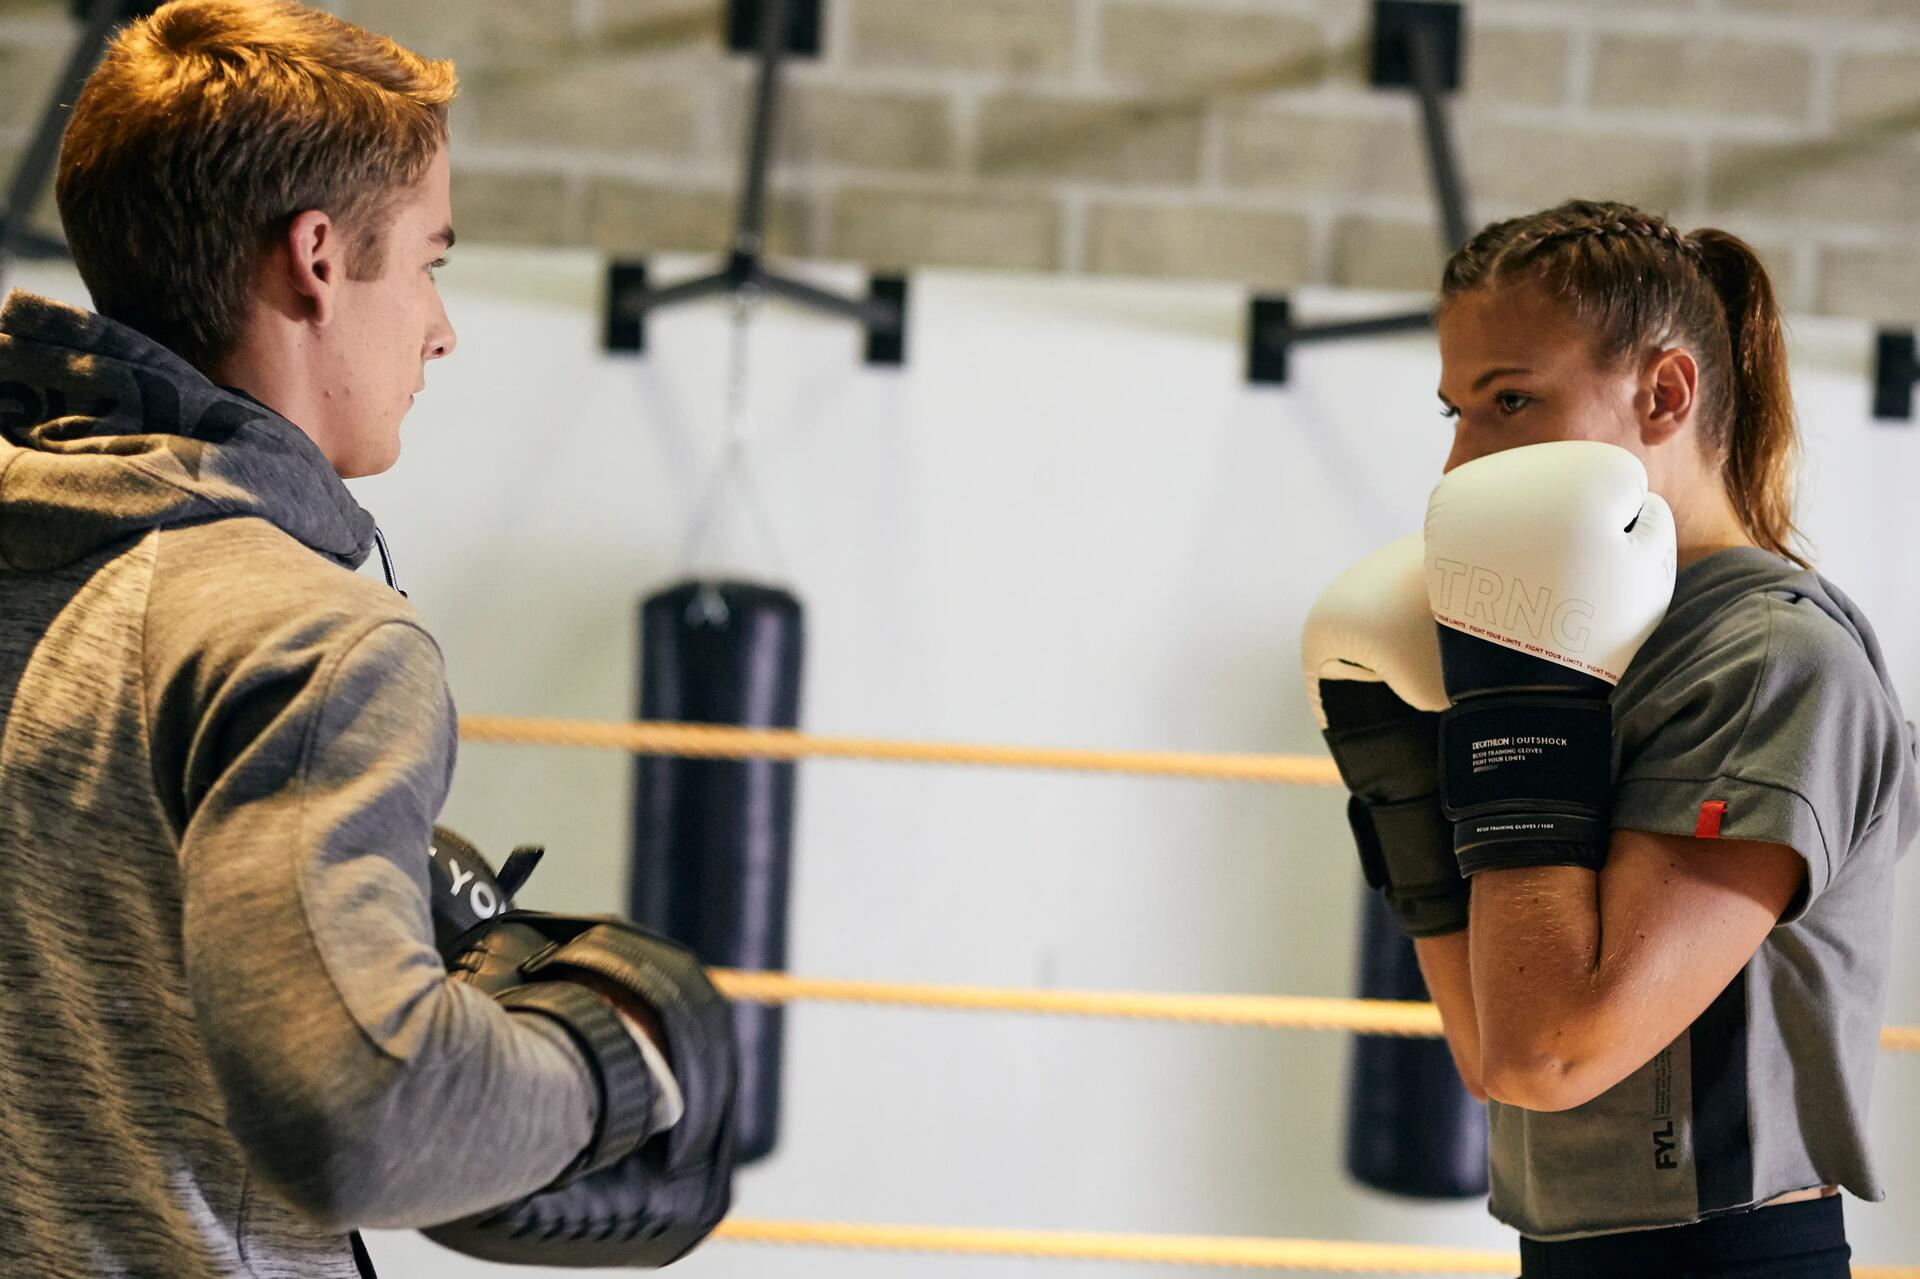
[1301,535,1466,938]
[423,901,738,1268]
[425,828,690,1157]
[425,825,545,952]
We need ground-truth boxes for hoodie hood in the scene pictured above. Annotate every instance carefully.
[0,291,375,572]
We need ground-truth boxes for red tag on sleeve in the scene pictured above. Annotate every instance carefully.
[1694,800,1728,840]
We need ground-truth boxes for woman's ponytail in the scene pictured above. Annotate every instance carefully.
[1691,229,1807,567]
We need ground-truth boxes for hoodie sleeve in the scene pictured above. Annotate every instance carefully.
[165,610,602,1231]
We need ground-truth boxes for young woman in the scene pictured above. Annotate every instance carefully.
[1305,199,1918,1277]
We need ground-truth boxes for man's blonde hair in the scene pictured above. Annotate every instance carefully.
[56,0,456,372]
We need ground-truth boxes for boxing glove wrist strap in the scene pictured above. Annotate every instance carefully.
[1319,683,1469,938]
[1346,794,1468,937]
[1324,714,1438,798]
[496,982,661,1182]
[1439,696,1612,875]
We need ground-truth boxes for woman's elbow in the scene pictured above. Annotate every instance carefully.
[1479,1042,1604,1113]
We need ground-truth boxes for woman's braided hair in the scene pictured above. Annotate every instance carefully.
[1441,199,1805,567]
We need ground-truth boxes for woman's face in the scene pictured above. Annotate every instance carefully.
[1434,284,1650,475]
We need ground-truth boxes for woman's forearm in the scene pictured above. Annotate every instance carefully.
[1464,833,1803,1112]
[1415,868,1610,1107]
[1414,930,1485,1099]
[1469,865,1609,1108]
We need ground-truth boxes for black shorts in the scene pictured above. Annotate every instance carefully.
[1518,1196,1848,1279]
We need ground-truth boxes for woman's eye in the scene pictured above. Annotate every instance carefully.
[1438,403,1460,420]
[428,257,448,279]
[1495,392,1533,415]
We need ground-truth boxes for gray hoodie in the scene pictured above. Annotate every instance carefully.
[0,291,599,1277]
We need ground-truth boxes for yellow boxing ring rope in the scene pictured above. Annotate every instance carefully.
[706,969,1920,1053]
[708,1221,1920,1277]
[712,1219,1526,1274]
[461,715,1920,1272]
[459,715,1344,784]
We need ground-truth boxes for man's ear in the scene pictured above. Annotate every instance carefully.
[1641,346,1698,447]
[282,209,341,326]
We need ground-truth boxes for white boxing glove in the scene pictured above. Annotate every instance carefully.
[1302,534,1449,727]
[1422,442,1677,874]
[1424,441,1675,685]
[1301,534,1464,937]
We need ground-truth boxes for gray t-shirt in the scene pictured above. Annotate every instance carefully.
[1487,546,1920,1240]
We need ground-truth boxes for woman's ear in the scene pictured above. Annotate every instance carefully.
[1642,346,1698,446]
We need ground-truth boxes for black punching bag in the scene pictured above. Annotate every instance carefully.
[631,580,803,1167]
[1345,890,1488,1198]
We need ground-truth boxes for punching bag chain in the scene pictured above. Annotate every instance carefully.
[678,285,791,597]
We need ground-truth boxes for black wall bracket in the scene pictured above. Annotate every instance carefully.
[725,0,821,56]
[1248,297,1291,386]
[1247,296,1437,387]
[603,0,909,365]
[602,259,909,367]
[1873,330,1919,422]
[863,274,909,365]
[1371,0,1465,96]
[1247,0,1467,385]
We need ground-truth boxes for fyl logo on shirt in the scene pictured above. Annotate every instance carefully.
[1653,1121,1678,1171]
[1652,1048,1679,1171]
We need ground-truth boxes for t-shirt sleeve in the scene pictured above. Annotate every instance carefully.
[1612,595,1908,919]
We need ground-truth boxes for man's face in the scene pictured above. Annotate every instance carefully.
[319,144,456,478]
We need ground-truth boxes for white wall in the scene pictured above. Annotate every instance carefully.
[13,253,1920,1277]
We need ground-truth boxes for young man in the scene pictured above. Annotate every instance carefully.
[0,4,721,1275]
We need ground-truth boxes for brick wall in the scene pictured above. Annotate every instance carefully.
[4,0,1920,320]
